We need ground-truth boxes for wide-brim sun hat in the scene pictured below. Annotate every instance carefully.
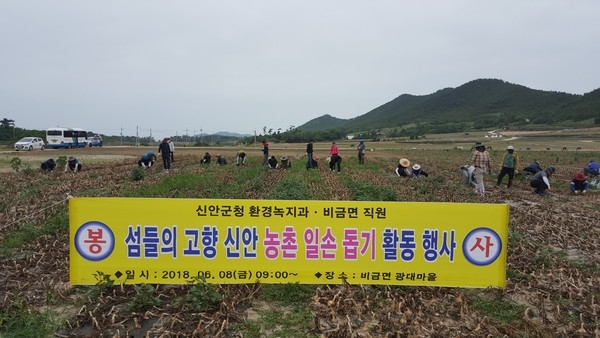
[412,164,421,170]
[574,172,586,181]
[281,156,287,161]
[399,158,410,167]
[507,145,514,150]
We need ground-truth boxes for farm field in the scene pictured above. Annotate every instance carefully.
[1,137,599,337]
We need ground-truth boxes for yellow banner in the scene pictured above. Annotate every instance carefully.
[69,198,508,288]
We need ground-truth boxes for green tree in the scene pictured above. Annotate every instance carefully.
[1,118,15,128]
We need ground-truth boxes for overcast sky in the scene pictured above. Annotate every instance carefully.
[2,1,599,140]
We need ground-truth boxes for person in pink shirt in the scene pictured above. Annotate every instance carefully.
[329,142,339,156]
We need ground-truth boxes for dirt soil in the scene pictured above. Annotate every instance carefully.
[1,144,599,337]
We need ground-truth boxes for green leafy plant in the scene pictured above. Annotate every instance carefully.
[88,271,115,300]
[127,284,162,312]
[9,157,21,172]
[0,293,59,337]
[56,155,67,168]
[130,167,147,181]
[175,276,222,312]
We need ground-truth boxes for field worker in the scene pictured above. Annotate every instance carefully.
[470,142,492,197]
[158,138,171,172]
[411,164,429,178]
[236,150,247,166]
[570,172,589,194]
[461,165,477,187]
[216,154,227,165]
[530,166,555,196]
[306,139,315,169]
[584,160,599,177]
[262,140,269,166]
[41,158,56,172]
[495,145,520,188]
[267,155,279,169]
[523,161,543,175]
[65,156,82,173]
[329,141,339,158]
[396,158,411,177]
[280,156,292,169]
[201,152,211,164]
[329,154,342,173]
[168,138,175,163]
[138,151,156,168]
[306,156,319,170]
[357,140,366,164]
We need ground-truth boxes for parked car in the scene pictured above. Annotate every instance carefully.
[14,137,45,151]
[89,135,103,147]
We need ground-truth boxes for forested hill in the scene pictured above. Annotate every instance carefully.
[297,78,600,133]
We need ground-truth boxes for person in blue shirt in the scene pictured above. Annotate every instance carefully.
[411,164,429,178]
[138,151,156,168]
[584,160,599,177]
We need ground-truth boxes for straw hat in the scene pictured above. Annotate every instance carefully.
[399,158,410,167]
[412,164,421,170]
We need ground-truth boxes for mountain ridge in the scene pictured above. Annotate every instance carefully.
[296,78,599,133]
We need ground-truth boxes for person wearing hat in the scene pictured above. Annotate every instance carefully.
[138,151,156,168]
[396,158,411,177]
[280,156,292,169]
[470,142,492,196]
[411,163,429,178]
[495,145,520,188]
[357,140,366,164]
[65,156,82,172]
[158,137,172,172]
[570,172,589,194]
[530,166,555,196]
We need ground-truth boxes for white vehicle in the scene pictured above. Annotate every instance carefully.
[46,127,90,149]
[14,137,45,151]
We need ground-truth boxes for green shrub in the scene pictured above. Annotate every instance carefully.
[127,284,162,312]
[175,276,222,312]
[56,156,67,168]
[10,157,21,172]
[130,167,146,181]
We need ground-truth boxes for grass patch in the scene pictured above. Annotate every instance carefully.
[235,306,316,338]
[0,295,60,338]
[341,177,399,201]
[0,211,68,258]
[269,178,313,200]
[470,295,526,324]
[262,283,317,306]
